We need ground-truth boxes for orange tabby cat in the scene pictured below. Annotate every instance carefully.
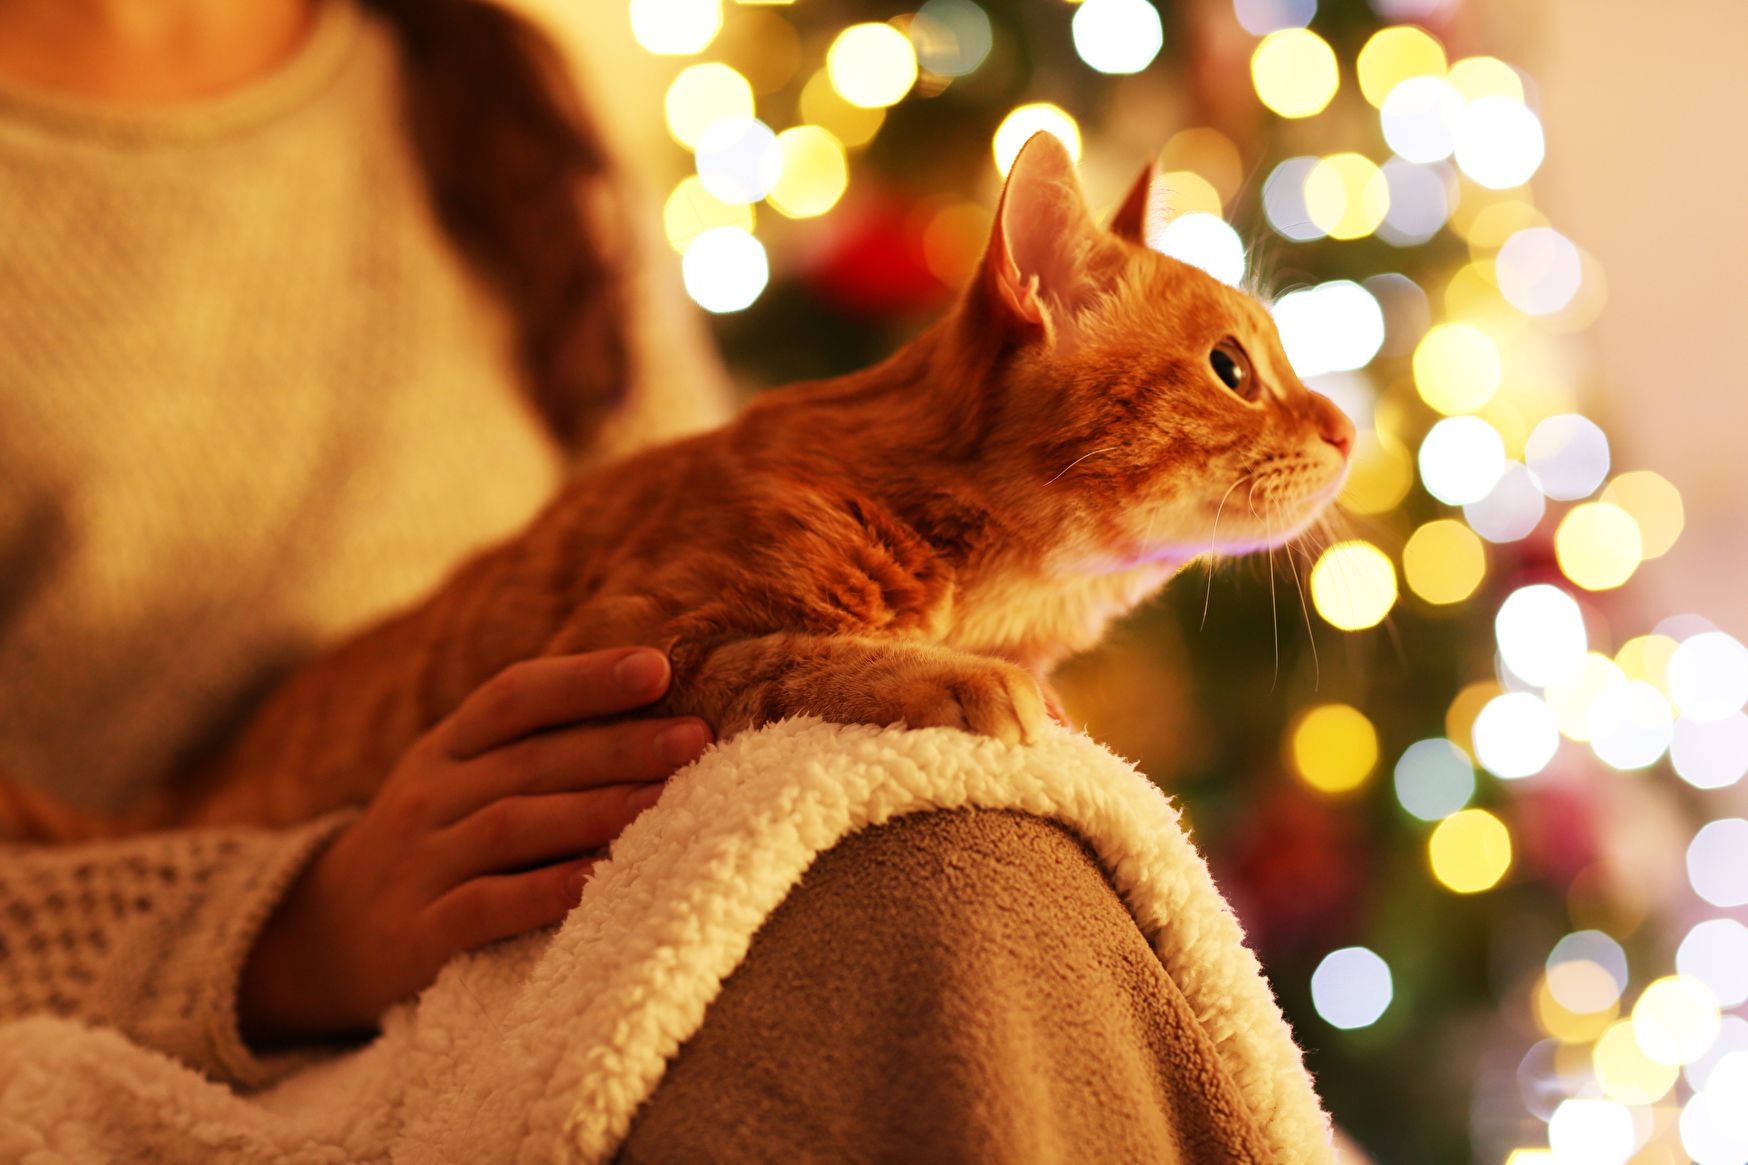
[0,133,1353,841]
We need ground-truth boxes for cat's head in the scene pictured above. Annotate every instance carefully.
[944,132,1354,572]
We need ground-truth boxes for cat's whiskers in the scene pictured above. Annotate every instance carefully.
[1045,445,1119,485]
[1280,512,1321,690]
[1264,499,1280,691]
[1202,474,1252,631]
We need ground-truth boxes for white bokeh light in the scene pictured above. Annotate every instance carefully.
[992,104,1081,175]
[1472,692,1561,779]
[1393,738,1475,821]
[1688,819,1748,908]
[1496,584,1588,686]
[1419,415,1506,505]
[629,0,722,54]
[1377,157,1452,246]
[1688,1016,1748,1094]
[1666,632,1748,724]
[1154,214,1246,287]
[1305,371,1376,430]
[1272,281,1385,376]
[1587,680,1675,770]
[1496,227,1584,316]
[1678,920,1748,1010]
[1549,1098,1636,1165]
[1547,930,1629,1000]
[1263,156,1325,241]
[1310,946,1393,1029]
[1233,0,1316,35]
[1454,96,1546,189]
[1464,461,1546,543]
[1380,76,1463,162]
[680,226,769,313]
[694,116,783,205]
[1682,1087,1748,1165]
[910,0,993,77]
[1072,0,1164,74]
[1672,713,1748,790]
[1525,414,1611,501]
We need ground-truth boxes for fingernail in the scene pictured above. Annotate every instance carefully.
[653,721,709,767]
[613,650,667,697]
[566,865,593,904]
[628,781,666,812]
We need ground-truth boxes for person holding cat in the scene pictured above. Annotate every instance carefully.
[0,0,1335,1160]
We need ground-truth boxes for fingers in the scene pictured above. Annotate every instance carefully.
[430,786,664,887]
[426,856,600,954]
[440,648,672,760]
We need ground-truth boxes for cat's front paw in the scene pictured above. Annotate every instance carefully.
[886,656,1049,746]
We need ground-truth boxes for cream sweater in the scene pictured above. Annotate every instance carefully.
[0,1,727,1086]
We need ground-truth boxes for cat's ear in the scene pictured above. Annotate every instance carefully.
[1109,161,1157,244]
[983,132,1103,336]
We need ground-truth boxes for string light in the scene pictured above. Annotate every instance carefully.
[1402,519,1486,605]
[1071,0,1164,74]
[1356,26,1447,108]
[1289,703,1379,794]
[827,23,918,108]
[1251,29,1339,119]
[1601,472,1684,558]
[629,0,723,55]
[1273,281,1385,375]
[1414,322,1501,414]
[1418,415,1505,505]
[680,226,768,312]
[1429,808,1512,892]
[663,177,754,253]
[1310,947,1394,1028]
[910,0,992,77]
[767,127,848,218]
[665,64,755,150]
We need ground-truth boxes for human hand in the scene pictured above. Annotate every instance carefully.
[237,647,711,1046]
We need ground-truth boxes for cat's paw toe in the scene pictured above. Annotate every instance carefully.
[901,660,1048,746]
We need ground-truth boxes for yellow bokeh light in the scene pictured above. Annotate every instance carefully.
[767,127,848,218]
[711,9,801,95]
[665,63,754,149]
[1414,323,1502,414]
[1403,519,1487,606]
[1505,1153,1555,1165]
[1593,1021,1679,1105]
[1160,127,1244,204]
[1545,653,1626,740]
[922,202,993,286]
[1304,154,1390,240]
[1159,170,1224,220]
[1443,264,1527,342]
[1533,974,1618,1043]
[1289,704,1379,794]
[1429,808,1512,893]
[1631,976,1721,1066]
[799,68,885,148]
[1477,397,1529,461]
[1250,29,1339,119]
[1556,503,1642,591]
[1357,25,1448,108]
[1462,201,1546,254]
[992,104,1082,176]
[1601,471,1683,559]
[663,176,755,254]
[827,23,918,109]
[1309,540,1398,631]
[1447,680,1505,763]
[629,0,723,55]
[1338,429,1414,515]
[1616,635,1678,694]
[1447,56,1525,105]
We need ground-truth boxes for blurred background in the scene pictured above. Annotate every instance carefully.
[513,0,1748,1161]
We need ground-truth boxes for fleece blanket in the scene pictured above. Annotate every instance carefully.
[0,718,1334,1165]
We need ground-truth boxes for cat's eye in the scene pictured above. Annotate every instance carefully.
[1210,342,1259,402]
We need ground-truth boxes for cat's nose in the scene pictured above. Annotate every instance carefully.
[1311,394,1355,461]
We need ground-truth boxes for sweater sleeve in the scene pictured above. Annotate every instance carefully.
[0,810,356,1089]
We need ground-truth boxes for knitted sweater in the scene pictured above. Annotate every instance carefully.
[0,0,727,1087]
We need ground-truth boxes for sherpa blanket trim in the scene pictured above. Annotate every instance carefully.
[0,718,1334,1165]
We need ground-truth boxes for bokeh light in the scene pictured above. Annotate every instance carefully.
[695,115,783,204]
[1153,214,1247,287]
[1548,1099,1635,1165]
[1378,157,1453,245]
[1447,680,1505,761]
[1308,370,1376,430]
[909,0,992,77]
[1666,633,1748,723]
[1455,96,1546,189]
[1593,1021,1678,1106]
[828,23,918,108]
[799,67,885,147]
[767,127,848,218]
[1414,322,1501,414]
[1617,633,1679,691]
[1544,653,1624,740]
[629,0,722,55]
[1160,128,1244,204]
[1290,703,1379,794]
[1446,56,1526,105]
[1403,519,1486,605]
[711,9,799,96]
[1310,946,1393,1028]
[922,201,993,286]
[1263,156,1324,240]
[1233,0,1315,36]
[1273,281,1385,375]
[993,105,1081,175]
[1683,1079,1748,1165]
[1496,228,1583,316]
[1380,77,1462,162]
[1677,920,1748,1009]
[1339,430,1414,514]
[1461,199,1544,251]
[665,63,755,149]
[1556,503,1642,591]
[680,226,769,313]
[1601,471,1683,559]
[1357,27,1447,108]
[1688,819,1748,908]
[1633,976,1721,1066]
[663,176,754,254]
[1535,974,1618,1044]
[1304,154,1390,239]
[1525,414,1611,500]
[1394,738,1475,821]
[1671,713,1748,790]
[1472,692,1560,778]
[1547,931,1628,1010]
[1251,29,1339,119]
[1496,584,1587,686]
[1430,808,1512,892]
[1156,171,1224,220]
[1464,461,1546,543]
[1419,415,1506,505]
[1309,540,1397,631]
[1072,0,1164,74]
[1587,680,1673,769]
[1688,1017,1748,1093]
